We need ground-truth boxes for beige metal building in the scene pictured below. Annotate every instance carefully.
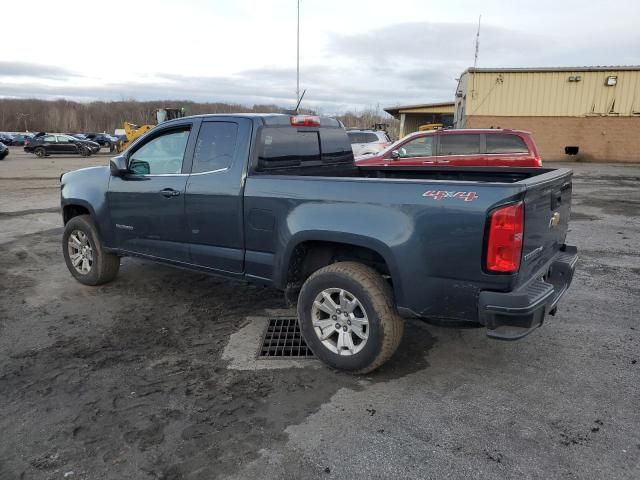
[454,66,640,162]
[384,102,454,137]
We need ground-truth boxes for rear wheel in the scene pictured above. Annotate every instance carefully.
[35,147,46,158]
[297,262,404,374]
[80,146,91,157]
[63,215,120,285]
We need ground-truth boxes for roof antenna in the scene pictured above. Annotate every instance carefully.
[294,89,306,114]
[474,14,481,68]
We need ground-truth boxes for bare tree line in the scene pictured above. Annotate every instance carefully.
[0,98,398,138]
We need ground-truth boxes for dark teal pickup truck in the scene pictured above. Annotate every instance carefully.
[60,114,578,373]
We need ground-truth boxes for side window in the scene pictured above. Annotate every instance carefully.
[192,122,238,173]
[56,136,69,143]
[257,127,320,170]
[129,128,190,175]
[320,128,354,163]
[486,134,529,154]
[44,135,56,142]
[398,136,433,158]
[439,134,480,155]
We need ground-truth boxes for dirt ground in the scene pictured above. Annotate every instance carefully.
[0,147,638,480]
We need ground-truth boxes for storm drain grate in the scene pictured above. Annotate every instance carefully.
[258,318,314,359]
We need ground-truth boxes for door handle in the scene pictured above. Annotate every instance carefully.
[438,159,450,163]
[423,160,436,164]
[160,188,181,198]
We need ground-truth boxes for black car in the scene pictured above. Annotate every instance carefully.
[85,132,118,151]
[0,133,14,146]
[24,133,99,157]
[9,133,33,146]
[0,142,8,160]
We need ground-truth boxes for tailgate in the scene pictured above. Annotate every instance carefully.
[517,169,573,286]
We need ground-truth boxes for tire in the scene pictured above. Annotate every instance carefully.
[297,262,404,374]
[35,147,46,158]
[62,214,120,286]
[80,147,91,157]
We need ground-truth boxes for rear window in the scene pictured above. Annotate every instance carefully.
[439,134,480,155]
[321,128,354,163]
[347,132,379,144]
[486,134,529,154]
[258,127,320,170]
[257,127,352,171]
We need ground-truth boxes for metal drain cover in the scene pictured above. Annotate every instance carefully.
[258,317,314,359]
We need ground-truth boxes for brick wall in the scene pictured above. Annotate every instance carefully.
[465,115,640,162]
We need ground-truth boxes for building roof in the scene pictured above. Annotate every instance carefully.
[464,66,640,74]
[384,101,455,116]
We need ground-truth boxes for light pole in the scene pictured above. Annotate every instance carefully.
[296,0,300,105]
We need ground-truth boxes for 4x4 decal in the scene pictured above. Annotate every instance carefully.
[423,191,479,202]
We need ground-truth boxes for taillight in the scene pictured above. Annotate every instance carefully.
[535,157,543,167]
[290,115,320,127]
[486,201,524,273]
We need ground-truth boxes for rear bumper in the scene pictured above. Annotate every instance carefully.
[478,245,578,340]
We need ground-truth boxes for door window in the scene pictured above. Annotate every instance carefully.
[439,134,480,155]
[56,135,70,143]
[129,128,190,175]
[485,134,529,154]
[191,122,238,173]
[398,136,434,158]
[44,135,56,142]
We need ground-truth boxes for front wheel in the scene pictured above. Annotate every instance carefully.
[63,215,120,285]
[297,262,404,374]
[35,147,46,158]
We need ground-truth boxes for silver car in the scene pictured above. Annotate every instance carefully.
[347,130,391,157]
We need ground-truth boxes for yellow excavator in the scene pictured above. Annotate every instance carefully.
[116,107,186,153]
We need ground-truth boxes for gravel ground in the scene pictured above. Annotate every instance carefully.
[0,148,638,480]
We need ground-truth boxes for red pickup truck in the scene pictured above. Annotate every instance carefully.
[356,129,542,167]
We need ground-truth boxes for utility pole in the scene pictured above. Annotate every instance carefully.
[473,15,481,68]
[296,0,300,105]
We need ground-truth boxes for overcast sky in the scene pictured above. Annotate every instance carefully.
[1,0,638,113]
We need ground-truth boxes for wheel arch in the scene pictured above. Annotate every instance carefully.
[61,200,108,247]
[278,232,404,307]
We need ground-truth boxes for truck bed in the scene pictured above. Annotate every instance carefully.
[261,163,564,185]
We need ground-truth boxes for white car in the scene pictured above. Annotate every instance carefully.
[347,130,391,157]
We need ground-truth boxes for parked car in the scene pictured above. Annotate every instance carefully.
[69,133,88,140]
[24,133,98,157]
[9,133,33,146]
[0,142,8,160]
[85,132,118,151]
[0,133,14,146]
[346,129,391,157]
[356,129,543,167]
[60,114,577,373]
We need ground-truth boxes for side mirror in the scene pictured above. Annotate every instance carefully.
[109,155,129,176]
[390,150,400,160]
